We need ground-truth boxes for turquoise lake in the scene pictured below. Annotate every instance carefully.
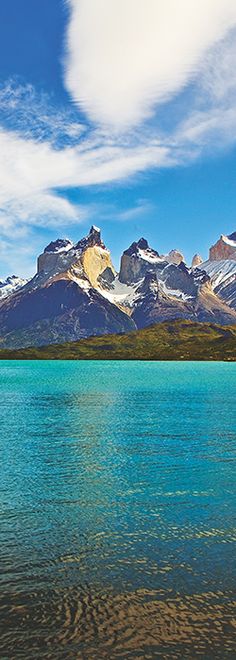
[0,361,235,658]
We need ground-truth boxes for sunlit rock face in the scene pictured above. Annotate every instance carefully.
[209,232,236,261]
[81,246,116,288]
[191,254,203,269]
[119,239,186,284]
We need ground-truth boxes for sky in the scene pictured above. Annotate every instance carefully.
[0,0,236,277]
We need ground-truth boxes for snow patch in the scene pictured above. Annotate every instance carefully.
[53,242,73,254]
[0,276,27,299]
[98,276,140,306]
[222,235,236,248]
[200,259,236,288]
[161,280,193,301]
[137,248,162,263]
[45,239,74,254]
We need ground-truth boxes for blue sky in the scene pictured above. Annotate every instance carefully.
[0,0,236,276]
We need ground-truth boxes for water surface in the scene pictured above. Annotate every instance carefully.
[0,361,235,658]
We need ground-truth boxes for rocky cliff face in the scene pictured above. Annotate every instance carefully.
[119,238,162,284]
[37,239,73,274]
[209,232,236,261]
[102,236,236,327]
[119,238,186,284]
[32,226,116,295]
[81,245,115,288]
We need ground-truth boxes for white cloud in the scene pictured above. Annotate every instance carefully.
[0,127,171,211]
[65,0,236,129]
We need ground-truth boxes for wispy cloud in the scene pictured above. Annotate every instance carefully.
[0,126,171,201]
[0,79,86,147]
[112,199,154,222]
[175,28,236,152]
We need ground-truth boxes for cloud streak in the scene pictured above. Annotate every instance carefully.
[0,79,86,147]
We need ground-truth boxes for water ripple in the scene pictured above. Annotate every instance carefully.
[0,361,235,658]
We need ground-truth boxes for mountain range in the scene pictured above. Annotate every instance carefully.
[0,225,236,349]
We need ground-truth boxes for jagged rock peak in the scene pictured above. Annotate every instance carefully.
[75,225,105,251]
[119,238,161,284]
[44,239,73,254]
[192,254,203,268]
[124,237,159,259]
[43,227,105,258]
[91,224,101,234]
[166,249,185,265]
[209,231,236,261]
[1,275,19,284]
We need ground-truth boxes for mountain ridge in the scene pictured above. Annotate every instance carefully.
[0,226,236,348]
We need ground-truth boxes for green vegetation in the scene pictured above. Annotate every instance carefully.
[0,320,235,360]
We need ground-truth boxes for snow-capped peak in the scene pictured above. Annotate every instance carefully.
[221,234,236,248]
[123,237,160,260]
[75,225,105,251]
[44,239,73,254]
[0,275,28,300]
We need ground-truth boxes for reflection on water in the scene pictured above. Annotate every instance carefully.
[1,587,236,658]
[0,361,235,658]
